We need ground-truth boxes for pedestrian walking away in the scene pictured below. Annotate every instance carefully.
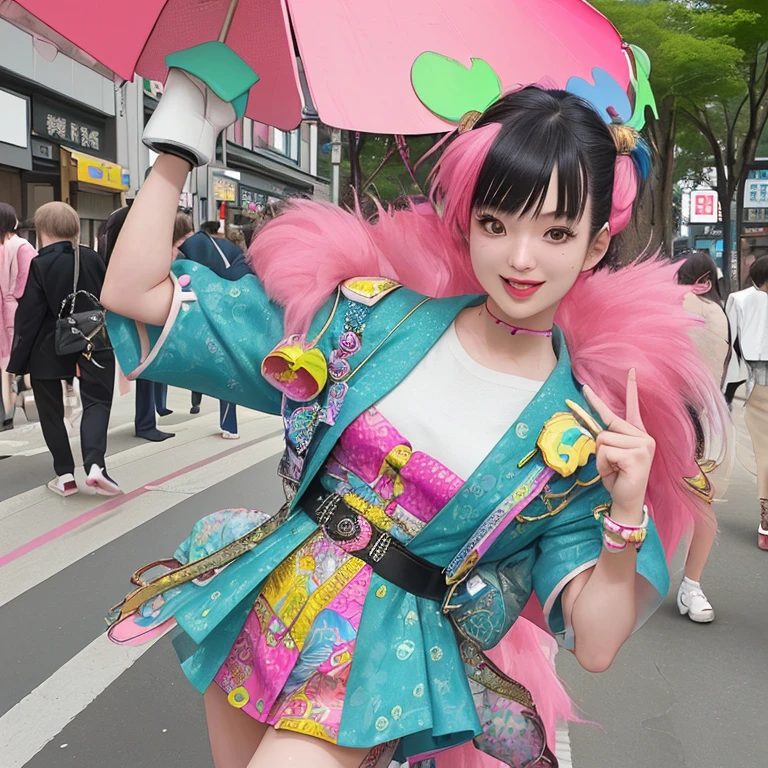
[7,202,120,497]
[726,255,768,550]
[176,213,250,439]
[101,73,728,768]
[101,204,175,443]
[674,250,733,623]
[0,202,36,430]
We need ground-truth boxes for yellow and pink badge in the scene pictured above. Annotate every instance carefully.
[261,335,328,402]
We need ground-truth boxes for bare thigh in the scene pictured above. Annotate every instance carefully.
[204,684,269,768]
[246,727,370,768]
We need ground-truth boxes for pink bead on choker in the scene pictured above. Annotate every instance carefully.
[484,302,553,338]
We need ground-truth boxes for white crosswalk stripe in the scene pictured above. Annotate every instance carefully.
[0,633,163,768]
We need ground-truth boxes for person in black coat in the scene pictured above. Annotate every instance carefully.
[7,202,120,497]
[102,204,174,441]
[181,223,251,438]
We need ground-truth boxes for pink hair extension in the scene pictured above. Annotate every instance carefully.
[429,123,503,247]
[609,155,639,235]
[249,124,498,334]
[557,259,730,553]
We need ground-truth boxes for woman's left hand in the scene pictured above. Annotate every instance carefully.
[583,368,655,515]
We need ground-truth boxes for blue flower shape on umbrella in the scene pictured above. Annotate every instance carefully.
[566,68,632,125]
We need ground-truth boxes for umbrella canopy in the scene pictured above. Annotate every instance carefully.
[1,0,636,134]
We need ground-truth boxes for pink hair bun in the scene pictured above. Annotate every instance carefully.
[609,155,639,235]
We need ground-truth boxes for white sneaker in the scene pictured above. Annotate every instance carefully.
[48,473,78,497]
[677,583,714,623]
[221,431,240,440]
[85,465,122,496]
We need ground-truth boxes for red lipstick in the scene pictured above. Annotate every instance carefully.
[501,276,544,299]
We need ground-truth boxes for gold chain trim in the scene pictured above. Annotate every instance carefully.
[459,638,534,708]
[108,504,291,623]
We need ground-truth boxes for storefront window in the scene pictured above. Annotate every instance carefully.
[271,128,300,163]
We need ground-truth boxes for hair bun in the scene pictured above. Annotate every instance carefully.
[608,124,639,156]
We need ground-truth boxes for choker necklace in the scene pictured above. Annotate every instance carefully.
[484,301,553,338]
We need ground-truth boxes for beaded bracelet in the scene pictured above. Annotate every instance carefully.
[593,503,649,553]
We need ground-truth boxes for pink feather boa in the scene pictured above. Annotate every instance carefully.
[249,200,729,763]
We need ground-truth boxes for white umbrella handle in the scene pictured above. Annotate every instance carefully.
[218,0,239,42]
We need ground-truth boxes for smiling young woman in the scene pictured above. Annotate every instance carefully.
[102,85,729,768]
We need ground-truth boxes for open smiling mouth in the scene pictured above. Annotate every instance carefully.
[501,277,545,298]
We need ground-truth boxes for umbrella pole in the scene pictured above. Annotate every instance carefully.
[218,0,239,42]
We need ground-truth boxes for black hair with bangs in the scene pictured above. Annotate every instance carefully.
[473,87,618,265]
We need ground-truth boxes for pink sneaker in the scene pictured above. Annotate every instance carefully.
[760,500,768,551]
[48,473,78,497]
[86,466,122,496]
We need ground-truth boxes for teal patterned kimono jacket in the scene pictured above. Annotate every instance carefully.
[107,260,669,756]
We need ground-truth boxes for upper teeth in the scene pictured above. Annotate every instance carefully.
[507,280,533,289]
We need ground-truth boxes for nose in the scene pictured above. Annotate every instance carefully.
[506,235,537,272]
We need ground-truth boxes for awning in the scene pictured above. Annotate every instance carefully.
[70,150,129,192]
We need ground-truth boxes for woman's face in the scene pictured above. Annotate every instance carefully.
[468,171,610,328]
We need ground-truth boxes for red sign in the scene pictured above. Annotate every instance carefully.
[690,190,719,224]
[695,194,714,217]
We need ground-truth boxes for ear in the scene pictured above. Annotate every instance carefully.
[582,223,611,272]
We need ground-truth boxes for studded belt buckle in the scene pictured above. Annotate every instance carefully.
[317,494,385,556]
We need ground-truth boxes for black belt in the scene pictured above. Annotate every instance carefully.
[302,480,447,602]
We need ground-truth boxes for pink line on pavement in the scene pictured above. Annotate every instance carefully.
[0,431,281,570]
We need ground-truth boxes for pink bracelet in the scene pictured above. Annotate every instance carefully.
[593,504,649,553]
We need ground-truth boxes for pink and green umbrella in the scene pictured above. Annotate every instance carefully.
[0,0,655,133]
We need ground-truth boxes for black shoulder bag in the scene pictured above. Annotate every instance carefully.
[54,245,111,360]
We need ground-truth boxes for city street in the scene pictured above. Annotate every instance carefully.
[0,386,765,768]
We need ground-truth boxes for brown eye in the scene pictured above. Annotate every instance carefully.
[483,218,506,235]
[545,227,575,243]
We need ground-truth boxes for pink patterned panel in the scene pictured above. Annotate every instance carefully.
[391,452,464,523]
[332,407,464,525]
[333,407,411,485]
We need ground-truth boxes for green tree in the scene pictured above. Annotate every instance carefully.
[677,0,768,291]
[339,132,442,210]
[591,0,746,256]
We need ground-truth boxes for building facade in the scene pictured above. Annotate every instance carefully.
[0,18,128,247]
[0,19,330,247]
[136,79,330,232]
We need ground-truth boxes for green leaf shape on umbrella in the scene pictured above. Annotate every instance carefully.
[411,52,502,124]
[627,44,658,131]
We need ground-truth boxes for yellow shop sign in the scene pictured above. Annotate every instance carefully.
[71,151,129,191]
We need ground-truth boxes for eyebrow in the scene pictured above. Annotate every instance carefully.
[538,210,567,218]
[476,207,579,224]
[537,209,580,223]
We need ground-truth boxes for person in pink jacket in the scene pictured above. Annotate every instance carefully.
[0,203,36,430]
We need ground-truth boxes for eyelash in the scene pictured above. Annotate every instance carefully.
[545,227,577,243]
[476,214,505,235]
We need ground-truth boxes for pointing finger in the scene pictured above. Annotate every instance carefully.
[624,368,646,430]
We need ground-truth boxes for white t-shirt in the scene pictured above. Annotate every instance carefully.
[376,322,544,479]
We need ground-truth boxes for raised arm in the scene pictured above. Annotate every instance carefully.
[101,42,259,326]
[101,154,190,326]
